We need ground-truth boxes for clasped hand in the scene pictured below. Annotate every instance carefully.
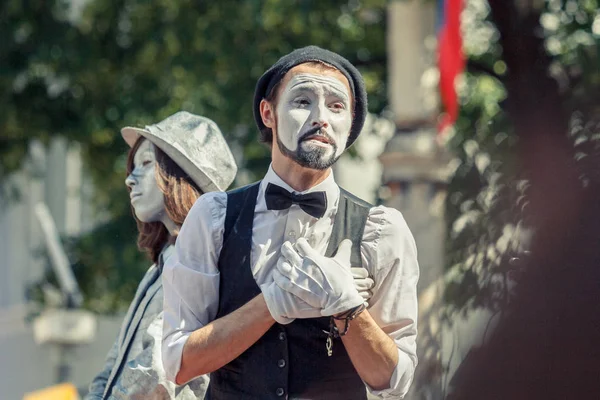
[262,237,371,325]
[260,238,373,324]
[276,237,366,317]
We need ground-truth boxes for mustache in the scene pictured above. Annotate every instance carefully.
[298,125,334,144]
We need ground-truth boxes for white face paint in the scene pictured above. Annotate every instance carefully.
[275,73,352,160]
[125,139,167,224]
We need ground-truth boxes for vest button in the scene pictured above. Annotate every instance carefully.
[277,359,286,368]
[276,387,285,396]
[279,332,286,341]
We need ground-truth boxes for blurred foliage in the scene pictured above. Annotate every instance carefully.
[443,0,523,316]
[443,0,600,317]
[1,0,388,313]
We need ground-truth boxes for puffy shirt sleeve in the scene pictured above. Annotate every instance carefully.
[360,205,419,399]
[161,191,227,383]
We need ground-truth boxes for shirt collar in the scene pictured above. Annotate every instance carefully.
[262,164,340,217]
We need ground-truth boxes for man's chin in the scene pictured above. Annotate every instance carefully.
[297,153,338,171]
[276,134,337,170]
[295,161,330,171]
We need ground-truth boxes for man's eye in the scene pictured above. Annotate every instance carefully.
[330,102,345,111]
[295,98,310,106]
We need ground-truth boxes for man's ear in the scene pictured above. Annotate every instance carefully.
[260,99,276,129]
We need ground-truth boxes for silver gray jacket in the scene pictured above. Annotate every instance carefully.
[86,246,208,399]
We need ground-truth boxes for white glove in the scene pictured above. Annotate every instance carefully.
[351,267,374,305]
[275,238,365,316]
[256,239,321,324]
[277,241,374,303]
[261,281,322,325]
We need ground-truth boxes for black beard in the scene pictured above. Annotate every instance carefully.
[276,130,340,170]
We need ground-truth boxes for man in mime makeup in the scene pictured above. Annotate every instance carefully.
[162,46,419,399]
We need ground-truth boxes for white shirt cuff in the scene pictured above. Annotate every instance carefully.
[162,330,189,383]
[365,348,415,399]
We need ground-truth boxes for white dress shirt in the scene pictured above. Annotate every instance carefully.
[162,165,419,399]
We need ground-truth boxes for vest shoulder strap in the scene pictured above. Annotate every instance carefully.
[223,181,261,245]
[326,187,372,267]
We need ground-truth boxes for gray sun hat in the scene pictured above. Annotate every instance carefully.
[121,111,237,193]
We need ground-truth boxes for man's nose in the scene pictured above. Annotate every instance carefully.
[311,103,329,128]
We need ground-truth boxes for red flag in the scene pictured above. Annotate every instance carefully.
[438,0,465,134]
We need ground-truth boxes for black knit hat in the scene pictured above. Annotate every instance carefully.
[253,45,368,149]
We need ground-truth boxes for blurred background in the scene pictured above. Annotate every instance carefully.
[1,0,599,399]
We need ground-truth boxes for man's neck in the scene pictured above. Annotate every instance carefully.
[271,156,331,192]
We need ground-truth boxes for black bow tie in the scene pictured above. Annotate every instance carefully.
[265,183,328,219]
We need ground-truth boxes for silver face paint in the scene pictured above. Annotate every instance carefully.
[275,73,352,169]
[125,140,167,223]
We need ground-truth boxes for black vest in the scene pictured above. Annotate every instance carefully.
[209,182,372,400]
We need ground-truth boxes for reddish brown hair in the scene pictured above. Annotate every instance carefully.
[126,137,203,263]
